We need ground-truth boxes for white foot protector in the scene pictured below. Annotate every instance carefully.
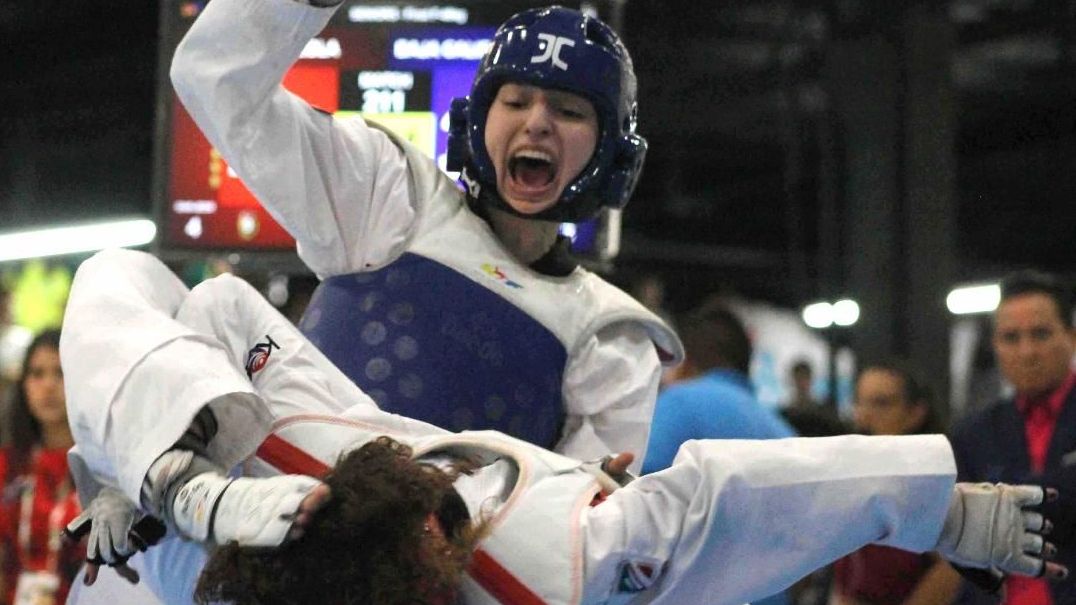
[172,472,322,546]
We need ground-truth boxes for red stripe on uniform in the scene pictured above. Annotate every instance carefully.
[255,433,331,477]
[468,548,549,605]
[257,433,546,605]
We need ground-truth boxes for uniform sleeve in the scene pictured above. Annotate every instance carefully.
[581,435,957,605]
[169,0,417,277]
[556,322,661,473]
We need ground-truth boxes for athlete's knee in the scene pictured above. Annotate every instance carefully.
[77,249,171,285]
[86,247,150,268]
[181,273,259,319]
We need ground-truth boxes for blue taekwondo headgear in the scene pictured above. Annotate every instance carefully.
[446,5,647,223]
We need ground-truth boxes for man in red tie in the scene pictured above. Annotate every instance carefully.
[950,270,1076,605]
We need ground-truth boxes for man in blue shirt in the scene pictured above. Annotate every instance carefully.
[643,303,795,473]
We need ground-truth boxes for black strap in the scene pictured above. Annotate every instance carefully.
[173,407,220,457]
[435,487,471,540]
[951,563,1004,594]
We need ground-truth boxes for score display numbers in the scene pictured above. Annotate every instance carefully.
[161,10,494,251]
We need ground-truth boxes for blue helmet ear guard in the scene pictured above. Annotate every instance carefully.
[446,5,648,223]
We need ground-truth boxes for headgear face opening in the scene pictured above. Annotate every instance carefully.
[446,6,647,223]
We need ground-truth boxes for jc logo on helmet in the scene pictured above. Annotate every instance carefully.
[531,33,575,70]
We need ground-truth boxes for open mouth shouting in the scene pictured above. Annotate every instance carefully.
[506,149,559,203]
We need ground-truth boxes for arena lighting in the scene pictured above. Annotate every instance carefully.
[803,299,861,329]
[0,218,157,262]
[803,302,836,329]
[832,299,861,327]
[946,283,1001,315]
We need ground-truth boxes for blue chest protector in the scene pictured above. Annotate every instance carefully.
[299,253,567,448]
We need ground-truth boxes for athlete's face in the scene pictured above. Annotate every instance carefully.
[484,83,598,215]
[23,345,67,429]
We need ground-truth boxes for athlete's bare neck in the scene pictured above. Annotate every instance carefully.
[488,208,560,265]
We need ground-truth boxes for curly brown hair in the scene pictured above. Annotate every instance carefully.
[194,437,484,605]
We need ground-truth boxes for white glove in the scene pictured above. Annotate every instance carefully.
[64,487,166,568]
[172,472,322,547]
[936,482,1049,576]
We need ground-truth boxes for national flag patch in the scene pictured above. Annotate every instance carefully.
[615,558,662,593]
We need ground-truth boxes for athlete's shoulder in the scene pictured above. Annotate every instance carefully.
[573,273,683,366]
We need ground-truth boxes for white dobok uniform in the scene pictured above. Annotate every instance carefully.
[61,250,957,605]
[169,0,683,469]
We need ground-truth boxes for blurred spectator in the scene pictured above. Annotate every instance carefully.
[782,359,848,437]
[0,329,83,604]
[642,303,795,471]
[631,273,674,324]
[830,360,960,605]
[641,303,794,605]
[789,359,821,407]
[949,270,1076,605]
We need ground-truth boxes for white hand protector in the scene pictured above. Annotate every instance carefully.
[936,482,1048,576]
[172,472,321,547]
[64,487,166,567]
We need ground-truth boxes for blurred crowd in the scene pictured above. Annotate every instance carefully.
[630,268,1076,605]
[0,261,1072,605]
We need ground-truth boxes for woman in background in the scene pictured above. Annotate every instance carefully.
[0,330,82,605]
